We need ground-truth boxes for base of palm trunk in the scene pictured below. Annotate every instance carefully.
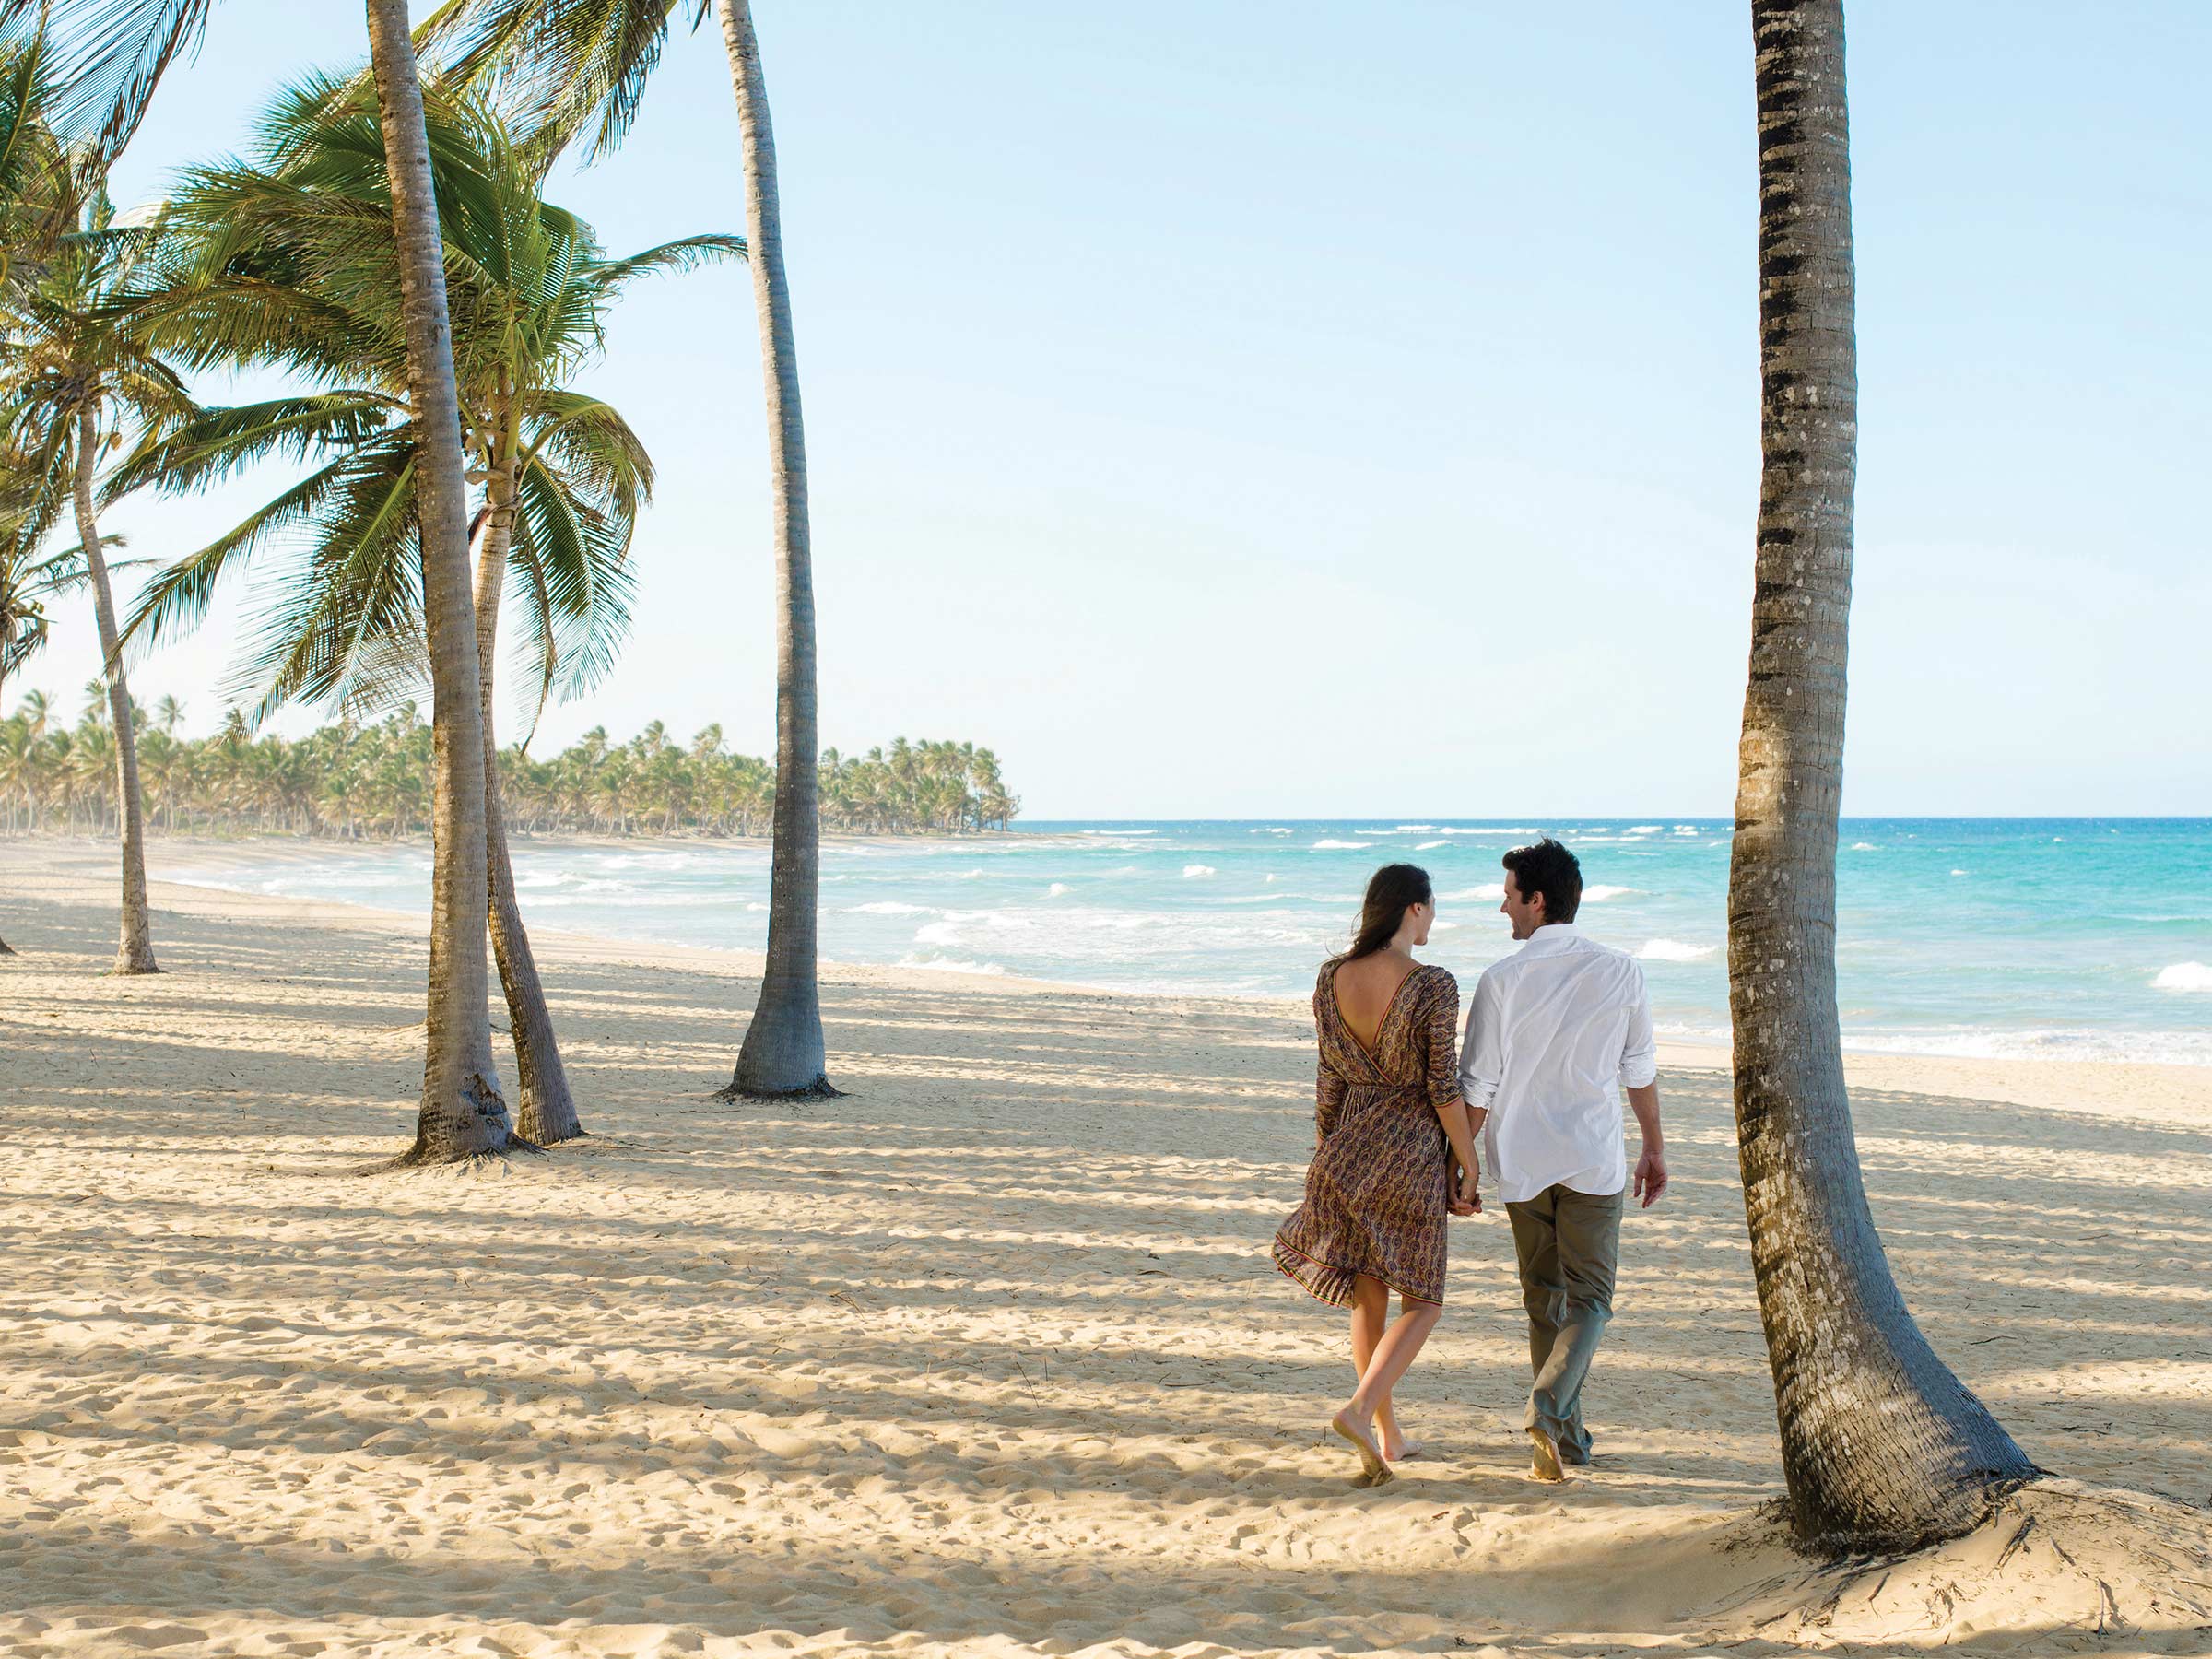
[714,1072,841,1103]
[516,1107,588,1145]
[0,937,15,956]
[388,1134,544,1169]
[110,953,161,975]
[1787,1466,2038,1559]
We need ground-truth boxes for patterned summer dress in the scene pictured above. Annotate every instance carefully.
[1271,959,1463,1307]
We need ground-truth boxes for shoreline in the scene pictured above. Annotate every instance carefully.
[6,835,2208,1127]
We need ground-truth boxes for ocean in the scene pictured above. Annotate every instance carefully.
[165,818,2212,1066]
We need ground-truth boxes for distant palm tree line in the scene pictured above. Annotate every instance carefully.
[0,692,1017,840]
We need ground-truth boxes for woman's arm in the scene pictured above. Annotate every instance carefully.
[1424,973,1482,1212]
[1313,979,1347,1146]
[1316,1061,1347,1147]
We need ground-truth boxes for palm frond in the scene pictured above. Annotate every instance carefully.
[5,0,215,167]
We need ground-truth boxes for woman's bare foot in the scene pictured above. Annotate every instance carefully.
[1331,1406,1393,1484]
[1378,1415,1420,1462]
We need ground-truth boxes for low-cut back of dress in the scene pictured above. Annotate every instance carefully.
[1270,959,1463,1307]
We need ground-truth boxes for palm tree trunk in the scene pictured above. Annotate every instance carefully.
[73,408,158,974]
[365,0,515,1161]
[472,474,583,1144]
[1729,0,2034,1555]
[715,0,832,1100]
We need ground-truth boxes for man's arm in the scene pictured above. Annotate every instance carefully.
[1620,966,1665,1206]
[1628,1083,1666,1206]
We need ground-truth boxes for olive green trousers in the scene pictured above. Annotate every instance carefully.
[1505,1182,1625,1462]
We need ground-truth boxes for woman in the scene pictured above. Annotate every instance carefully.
[1271,863,1481,1484]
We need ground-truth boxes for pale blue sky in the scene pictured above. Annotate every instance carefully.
[29,1,2210,817]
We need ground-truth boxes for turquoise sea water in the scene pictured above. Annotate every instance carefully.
[166,818,2212,1065]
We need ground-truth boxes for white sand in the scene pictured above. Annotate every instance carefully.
[4,839,2209,1658]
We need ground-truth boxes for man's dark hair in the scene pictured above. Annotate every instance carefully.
[1502,838,1582,924]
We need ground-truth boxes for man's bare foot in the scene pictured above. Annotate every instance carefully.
[1332,1407,1394,1484]
[1527,1425,1566,1484]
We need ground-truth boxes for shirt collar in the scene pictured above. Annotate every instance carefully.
[1519,922,1582,953]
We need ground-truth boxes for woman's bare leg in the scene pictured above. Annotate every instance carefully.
[1350,1282,1419,1459]
[1332,1276,1442,1481]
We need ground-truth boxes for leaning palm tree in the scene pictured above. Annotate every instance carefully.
[426,0,835,1098]
[0,179,189,972]
[115,74,734,1140]
[17,0,545,1159]
[1728,0,2034,1552]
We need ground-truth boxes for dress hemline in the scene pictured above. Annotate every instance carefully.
[1271,1233,1444,1311]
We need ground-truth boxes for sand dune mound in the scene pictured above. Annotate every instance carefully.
[1708,1480,2212,1652]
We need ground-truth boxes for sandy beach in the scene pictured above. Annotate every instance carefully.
[4,838,2210,1659]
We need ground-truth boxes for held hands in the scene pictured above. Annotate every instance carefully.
[1450,1160,1482,1217]
[1633,1143,1669,1208]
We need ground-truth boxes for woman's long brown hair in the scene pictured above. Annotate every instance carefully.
[1345,864,1432,960]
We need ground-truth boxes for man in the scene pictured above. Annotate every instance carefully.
[1458,838,1666,1482]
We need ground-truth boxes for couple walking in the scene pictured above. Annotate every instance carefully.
[1270,839,1666,1485]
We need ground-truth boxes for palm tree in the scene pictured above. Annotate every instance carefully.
[366,0,512,1160]
[116,75,732,1141]
[1728,0,2034,1552]
[0,177,187,972]
[424,0,835,1097]
[19,0,521,1159]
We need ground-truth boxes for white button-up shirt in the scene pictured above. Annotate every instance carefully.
[1458,923,1657,1204]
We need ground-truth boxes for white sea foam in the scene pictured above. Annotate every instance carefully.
[1415,841,1449,851]
[1440,884,1506,902]
[1951,869,1969,877]
[1430,921,1461,932]
[1840,1024,2212,1066]
[1080,829,1156,836]
[1639,938,1717,963]
[852,900,935,915]
[900,953,1006,976]
[1851,842,1878,852]
[1045,883,1071,898]
[1440,827,1541,836]
[2153,962,2212,993]
[1182,865,1217,879]
[1396,825,1438,831]
[1312,840,1371,851]
[1673,825,1699,834]
[914,921,965,947]
[1583,885,1636,902]
[1627,825,1663,835]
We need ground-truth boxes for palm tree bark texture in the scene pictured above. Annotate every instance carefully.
[472,454,583,1144]
[1728,0,2035,1553]
[72,407,158,972]
[363,0,518,1160]
[716,0,833,1100]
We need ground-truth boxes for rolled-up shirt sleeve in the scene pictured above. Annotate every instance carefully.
[1618,964,1657,1089]
[1458,969,1503,1112]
